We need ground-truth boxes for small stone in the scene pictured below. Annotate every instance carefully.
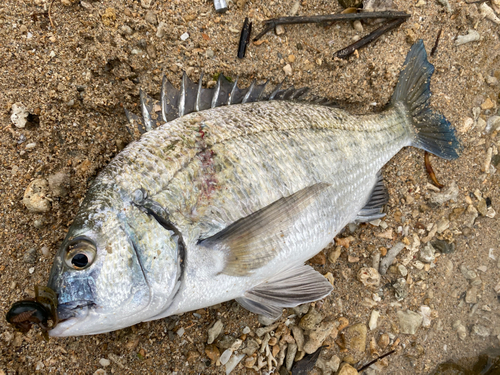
[23,248,37,264]
[206,49,214,58]
[430,239,455,254]
[397,310,423,335]
[397,264,408,277]
[101,8,116,27]
[379,242,406,275]
[275,24,285,35]
[353,20,363,32]
[486,116,500,133]
[429,182,459,204]
[140,0,152,8]
[463,204,478,228]
[145,10,157,24]
[328,246,342,264]
[324,272,335,286]
[258,314,280,326]
[343,323,367,363]
[120,25,133,36]
[205,344,220,365]
[453,320,467,341]
[291,325,305,352]
[23,179,51,213]
[225,353,244,374]
[242,326,251,334]
[286,342,297,370]
[420,243,436,263]
[377,333,390,349]
[368,310,380,331]
[338,363,359,375]
[486,76,499,86]
[283,64,292,76]
[436,217,450,233]
[99,358,111,367]
[48,171,70,198]
[219,348,232,365]
[393,278,408,301]
[455,30,480,46]
[156,22,168,38]
[241,339,259,355]
[40,245,50,257]
[309,252,326,265]
[465,286,478,304]
[11,103,29,128]
[288,54,296,63]
[460,265,477,280]
[419,306,432,328]
[244,356,256,368]
[299,307,323,330]
[180,32,190,41]
[207,319,223,344]
[303,321,337,354]
[472,325,490,337]
[357,267,380,287]
[316,354,341,375]
[93,370,106,375]
[460,117,474,133]
[481,97,495,110]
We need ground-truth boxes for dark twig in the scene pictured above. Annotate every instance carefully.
[253,11,410,41]
[357,350,396,372]
[424,151,444,188]
[334,17,406,59]
[430,27,443,57]
[238,17,252,59]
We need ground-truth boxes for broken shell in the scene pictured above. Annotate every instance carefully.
[369,337,379,357]
[357,267,380,287]
[455,30,480,46]
[480,3,500,24]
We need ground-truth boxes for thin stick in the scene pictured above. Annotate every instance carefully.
[48,0,56,28]
[253,11,410,41]
[334,17,406,59]
[357,350,395,372]
[430,27,442,57]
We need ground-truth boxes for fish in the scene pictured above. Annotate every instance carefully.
[37,40,459,337]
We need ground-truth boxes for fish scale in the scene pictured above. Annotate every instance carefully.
[16,40,460,337]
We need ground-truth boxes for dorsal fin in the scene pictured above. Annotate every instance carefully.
[125,73,338,138]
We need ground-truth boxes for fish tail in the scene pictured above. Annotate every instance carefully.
[391,40,461,160]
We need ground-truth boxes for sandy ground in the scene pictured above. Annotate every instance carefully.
[1,0,500,374]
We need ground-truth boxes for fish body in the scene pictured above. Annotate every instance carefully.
[45,41,460,337]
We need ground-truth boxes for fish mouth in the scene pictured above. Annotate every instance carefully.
[49,300,95,337]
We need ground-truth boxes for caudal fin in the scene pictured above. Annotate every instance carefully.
[391,40,461,160]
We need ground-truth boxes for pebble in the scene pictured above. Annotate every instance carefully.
[357,267,380,287]
[379,242,405,275]
[304,320,336,354]
[397,264,408,277]
[338,363,359,375]
[316,354,341,375]
[140,0,152,8]
[420,243,436,263]
[472,325,490,337]
[99,358,110,367]
[397,310,423,334]
[258,314,280,326]
[242,339,259,355]
[452,320,467,341]
[244,356,256,368]
[429,182,458,204]
[207,319,223,344]
[343,324,367,363]
[93,370,106,375]
[463,205,478,228]
[206,49,214,58]
[225,353,245,374]
[436,217,450,233]
[120,25,133,36]
[23,179,52,213]
[481,97,496,110]
[485,116,500,133]
[419,306,432,328]
[437,0,452,12]
[299,307,323,330]
[180,32,190,41]
[328,246,342,264]
[393,278,408,301]
[145,10,157,25]
[480,3,500,24]
[368,310,380,330]
[431,239,455,254]
[353,20,363,32]
[11,102,29,128]
[220,348,232,365]
[286,342,298,370]
[205,344,220,365]
[460,117,474,133]
[48,171,70,198]
[283,64,292,76]
[460,265,478,280]
[242,326,251,335]
[23,248,37,264]
[156,22,168,38]
[378,333,390,349]
[291,325,305,352]
[275,24,285,35]
[466,286,478,304]
[455,30,480,45]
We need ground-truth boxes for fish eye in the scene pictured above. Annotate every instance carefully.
[64,237,97,270]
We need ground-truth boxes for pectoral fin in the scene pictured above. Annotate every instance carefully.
[237,265,333,318]
[198,183,330,276]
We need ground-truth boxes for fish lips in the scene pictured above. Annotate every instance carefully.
[49,300,95,337]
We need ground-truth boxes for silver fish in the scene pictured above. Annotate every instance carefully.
[46,40,460,336]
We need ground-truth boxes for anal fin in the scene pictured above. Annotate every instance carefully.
[354,173,388,223]
[237,265,333,319]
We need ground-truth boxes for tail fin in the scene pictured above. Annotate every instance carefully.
[391,40,461,160]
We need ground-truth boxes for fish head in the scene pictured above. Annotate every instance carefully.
[46,190,182,336]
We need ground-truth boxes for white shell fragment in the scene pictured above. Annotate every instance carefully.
[11,102,29,128]
[455,30,480,46]
[480,3,500,25]
[357,267,381,287]
[369,310,380,330]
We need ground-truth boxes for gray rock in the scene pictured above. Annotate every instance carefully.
[393,278,408,301]
[316,354,340,375]
[225,353,244,374]
[452,320,467,341]
[460,265,478,280]
[429,182,458,204]
[431,239,455,254]
[463,205,478,228]
[216,335,236,350]
[145,10,157,25]
[156,22,168,38]
[242,338,259,355]
[293,303,310,317]
[303,321,336,354]
[343,323,367,363]
[258,314,280,326]
[379,242,405,275]
[23,248,37,264]
[465,286,478,304]
[299,306,323,330]
[472,325,490,337]
[420,243,436,263]
[291,325,305,352]
[207,319,223,344]
[286,342,298,370]
[48,171,70,198]
[397,310,423,334]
